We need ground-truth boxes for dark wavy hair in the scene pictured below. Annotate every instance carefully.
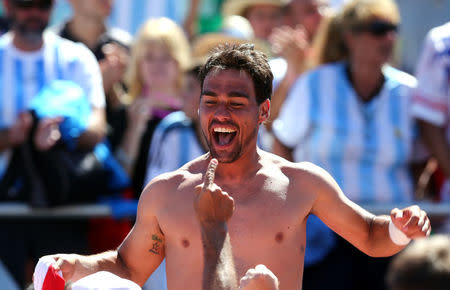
[199,43,273,105]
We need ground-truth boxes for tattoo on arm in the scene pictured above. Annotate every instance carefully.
[149,234,163,255]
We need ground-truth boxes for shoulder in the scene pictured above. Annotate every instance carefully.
[306,61,343,76]
[383,65,417,89]
[260,150,327,182]
[0,32,13,50]
[47,21,66,36]
[43,31,97,62]
[141,154,209,200]
[428,22,450,46]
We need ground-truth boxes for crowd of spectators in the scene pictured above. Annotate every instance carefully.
[0,0,448,289]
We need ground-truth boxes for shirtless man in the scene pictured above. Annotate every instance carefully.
[48,44,430,290]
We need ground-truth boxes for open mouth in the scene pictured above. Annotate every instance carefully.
[212,127,237,146]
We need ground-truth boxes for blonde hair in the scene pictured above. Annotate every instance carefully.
[315,0,400,64]
[124,17,190,102]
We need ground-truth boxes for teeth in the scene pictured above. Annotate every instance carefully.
[213,128,236,133]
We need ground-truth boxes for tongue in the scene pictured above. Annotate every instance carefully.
[218,132,233,146]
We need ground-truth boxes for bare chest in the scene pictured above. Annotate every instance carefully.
[158,181,311,260]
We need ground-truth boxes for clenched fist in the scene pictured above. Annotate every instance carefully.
[194,158,235,225]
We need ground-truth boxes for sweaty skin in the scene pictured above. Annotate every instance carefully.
[121,150,428,290]
[132,152,315,289]
[50,68,430,290]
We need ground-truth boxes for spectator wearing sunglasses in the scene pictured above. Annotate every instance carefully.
[272,1,421,289]
[0,0,106,287]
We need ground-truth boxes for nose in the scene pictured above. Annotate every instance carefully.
[213,103,232,122]
[383,30,397,42]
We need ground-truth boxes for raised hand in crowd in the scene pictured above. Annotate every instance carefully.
[33,116,63,151]
[99,43,129,95]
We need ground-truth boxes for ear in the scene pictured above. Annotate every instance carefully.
[258,99,270,124]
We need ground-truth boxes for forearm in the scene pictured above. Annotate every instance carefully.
[267,75,297,129]
[75,251,131,281]
[117,126,145,173]
[201,222,238,290]
[0,129,13,152]
[419,121,450,178]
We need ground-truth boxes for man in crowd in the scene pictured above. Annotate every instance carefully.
[0,0,105,286]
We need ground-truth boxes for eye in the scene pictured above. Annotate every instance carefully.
[204,99,216,105]
[230,102,243,107]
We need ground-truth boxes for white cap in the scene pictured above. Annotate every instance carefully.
[70,271,141,290]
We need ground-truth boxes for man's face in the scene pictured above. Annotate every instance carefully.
[199,69,265,163]
[70,0,113,19]
[8,0,52,41]
[245,4,282,40]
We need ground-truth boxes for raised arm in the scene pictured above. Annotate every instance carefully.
[51,181,165,285]
[194,158,237,290]
[305,163,431,257]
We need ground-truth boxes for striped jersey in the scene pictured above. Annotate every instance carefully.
[273,61,417,203]
[0,31,105,178]
[144,111,205,184]
[411,22,450,142]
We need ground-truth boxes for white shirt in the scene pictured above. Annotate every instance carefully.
[0,31,105,178]
[411,22,450,142]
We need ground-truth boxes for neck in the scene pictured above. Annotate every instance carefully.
[68,14,106,49]
[12,31,43,51]
[143,86,178,97]
[142,85,181,108]
[212,146,262,185]
[348,61,384,102]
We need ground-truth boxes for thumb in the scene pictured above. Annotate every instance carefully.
[203,158,218,190]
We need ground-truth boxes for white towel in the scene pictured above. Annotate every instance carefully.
[33,256,65,290]
[71,271,141,290]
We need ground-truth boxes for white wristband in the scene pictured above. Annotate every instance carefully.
[388,220,411,246]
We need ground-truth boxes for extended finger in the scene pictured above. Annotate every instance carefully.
[402,207,421,231]
[203,158,218,189]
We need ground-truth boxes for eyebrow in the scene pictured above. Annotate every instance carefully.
[201,90,250,99]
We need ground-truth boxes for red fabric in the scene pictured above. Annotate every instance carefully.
[88,218,132,253]
[42,265,65,290]
[434,167,446,201]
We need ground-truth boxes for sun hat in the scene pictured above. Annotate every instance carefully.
[190,15,271,69]
[222,0,288,17]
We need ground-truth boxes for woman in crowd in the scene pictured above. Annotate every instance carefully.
[115,17,190,196]
[272,0,421,289]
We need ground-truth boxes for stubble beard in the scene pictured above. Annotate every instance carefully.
[14,18,47,45]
